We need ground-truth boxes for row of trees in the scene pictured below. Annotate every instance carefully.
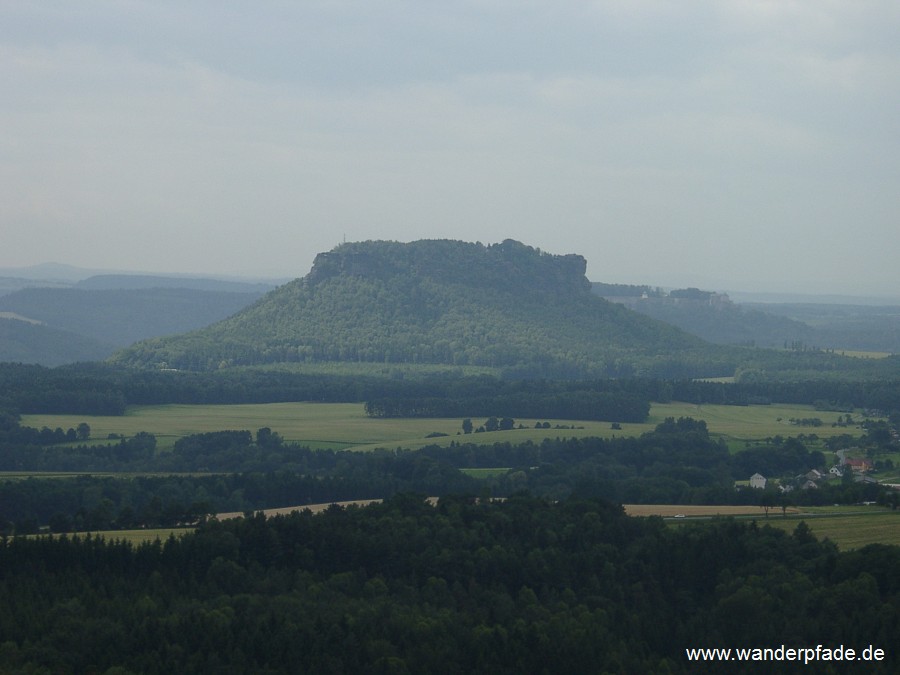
[463,417,518,433]
[0,411,89,445]
[365,391,650,422]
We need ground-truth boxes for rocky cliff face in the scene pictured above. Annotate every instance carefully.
[306,239,590,296]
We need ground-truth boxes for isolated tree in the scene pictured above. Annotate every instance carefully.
[256,427,282,447]
[759,488,779,518]
[462,418,473,434]
[76,422,91,441]
[779,494,793,518]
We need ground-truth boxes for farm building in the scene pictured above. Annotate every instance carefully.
[844,458,873,473]
[805,469,824,482]
[749,473,767,489]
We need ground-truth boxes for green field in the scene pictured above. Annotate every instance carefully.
[647,402,865,450]
[756,508,900,550]
[25,402,471,452]
[21,400,871,453]
[653,505,900,551]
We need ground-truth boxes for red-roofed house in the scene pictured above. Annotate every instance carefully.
[843,458,873,473]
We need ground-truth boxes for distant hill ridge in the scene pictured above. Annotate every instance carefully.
[0,287,268,350]
[112,239,726,377]
[593,283,900,353]
[0,318,112,366]
[75,274,279,294]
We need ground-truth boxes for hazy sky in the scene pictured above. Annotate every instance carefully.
[2,1,898,295]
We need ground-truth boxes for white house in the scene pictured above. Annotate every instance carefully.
[749,473,767,489]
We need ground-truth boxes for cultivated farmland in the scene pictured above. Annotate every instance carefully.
[630,504,900,551]
[20,400,873,453]
[759,508,900,550]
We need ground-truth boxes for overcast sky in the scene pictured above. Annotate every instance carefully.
[2,1,898,295]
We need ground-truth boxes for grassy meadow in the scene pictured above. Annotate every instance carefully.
[761,510,900,549]
[20,400,872,454]
[629,504,900,550]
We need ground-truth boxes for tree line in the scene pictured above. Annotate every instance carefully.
[364,391,650,422]
[4,361,899,418]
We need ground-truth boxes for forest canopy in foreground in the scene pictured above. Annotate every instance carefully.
[0,494,897,674]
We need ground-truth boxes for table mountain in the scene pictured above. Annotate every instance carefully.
[112,239,729,377]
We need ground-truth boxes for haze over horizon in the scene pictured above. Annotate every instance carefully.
[3,2,898,296]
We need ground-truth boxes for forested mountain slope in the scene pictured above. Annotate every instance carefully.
[594,284,900,353]
[745,302,900,353]
[626,298,816,349]
[0,319,112,366]
[113,239,730,377]
[74,274,279,293]
[0,287,267,351]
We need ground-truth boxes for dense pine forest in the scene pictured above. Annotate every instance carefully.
[1,494,898,673]
[3,362,900,417]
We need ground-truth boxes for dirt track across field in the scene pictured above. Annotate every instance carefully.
[624,504,800,517]
[218,501,794,521]
[216,499,385,520]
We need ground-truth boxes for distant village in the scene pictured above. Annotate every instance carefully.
[746,452,875,495]
[744,423,900,498]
